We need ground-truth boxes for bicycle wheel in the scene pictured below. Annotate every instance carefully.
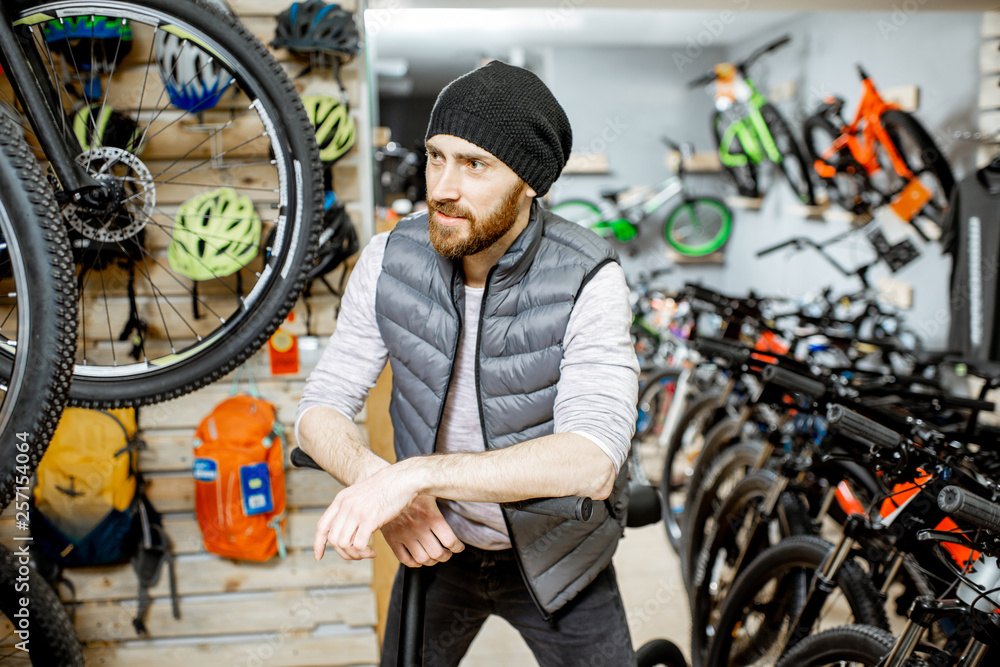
[1,0,322,407]
[636,639,687,667]
[634,368,683,486]
[661,391,723,553]
[703,536,889,667]
[689,470,811,666]
[775,624,926,667]
[681,437,761,591]
[759,103,816,205]
[0,543,84,665]
[663,198,732,257]
[802,114,871,215]
[0,116,76,510]
[875,109,954,232]
[712,111,759,198]
[549,199,606,234]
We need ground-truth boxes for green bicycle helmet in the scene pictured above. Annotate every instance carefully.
[169,187,261,281]
[72,104,142,154]
[301,94,355,164]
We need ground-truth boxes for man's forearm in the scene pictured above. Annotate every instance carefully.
[298,406,390,486]
[402,433,617,503]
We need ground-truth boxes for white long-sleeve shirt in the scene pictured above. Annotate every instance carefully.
[296,231,639,549]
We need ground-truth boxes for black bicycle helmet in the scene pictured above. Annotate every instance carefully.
[308,199,358,284]
[272,0,360,58]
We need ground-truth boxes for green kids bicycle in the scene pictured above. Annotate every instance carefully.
[551,137,733,257]
[688,35,816,205]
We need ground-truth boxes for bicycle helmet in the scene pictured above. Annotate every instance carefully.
[308,199,358,284]
[42,16,133,75]
[72,104,142,154]
[169,187,261,281]
[301,94,355,163]
[154,30,233,113]
[271,1,360,58]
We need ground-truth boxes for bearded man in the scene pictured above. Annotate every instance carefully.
[296,60,640,666]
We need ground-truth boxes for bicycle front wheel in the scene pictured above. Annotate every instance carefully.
[0,115,76,511]
[549,199,610,236]
[2,0,322,407]
[663,197,732,257]
[760,103,816,205]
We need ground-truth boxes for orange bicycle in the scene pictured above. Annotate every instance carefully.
[802,65,954,240]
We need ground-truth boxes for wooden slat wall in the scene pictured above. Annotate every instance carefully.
[0,1,381,664]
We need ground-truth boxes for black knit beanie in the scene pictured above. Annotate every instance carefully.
[425,60,572,196]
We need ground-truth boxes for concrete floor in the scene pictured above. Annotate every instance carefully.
[460,524,688,666]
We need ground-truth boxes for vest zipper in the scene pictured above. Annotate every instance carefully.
[474,265,552,621]
[433,268,464,449]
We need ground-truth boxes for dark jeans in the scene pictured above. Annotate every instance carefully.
[379,545,635,667]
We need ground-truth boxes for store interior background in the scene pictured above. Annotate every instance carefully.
[368,4,986,349]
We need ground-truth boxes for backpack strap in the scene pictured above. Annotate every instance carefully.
[131,496,179,635]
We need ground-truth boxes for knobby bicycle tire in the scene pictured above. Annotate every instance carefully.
[775,624,929,667]
[660,391,723,554]
[704,536,889,667]
[689,469,811,666]
[0,115,76,511]
[712,111,759,198]
[679,416,743,586]
[759,103,816,205]
[0,543,84,666]
[663,197,732,257]
[636,638,687,667]
[2,0,323,407]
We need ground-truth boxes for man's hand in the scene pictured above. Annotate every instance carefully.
[313,463,422,561]
[381,495,465,567]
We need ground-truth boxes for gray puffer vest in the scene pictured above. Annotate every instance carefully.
[374,203,629,617]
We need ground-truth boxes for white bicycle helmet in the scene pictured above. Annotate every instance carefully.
[154,30,233,112]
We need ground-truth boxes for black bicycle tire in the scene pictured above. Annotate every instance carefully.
[0,543,84,666]
[661,391,724,554]
[689,469,812,666]
[0,115,76,511]
[802,113,870,214]
[7,0,322,407]
[636,367,683,443]
[662,197,732,257]
[877,109,955,228]
[775,623,930,667]
[636,638,688,667]
[704,536,890,667]
[759,103,816,205]
[679,416,743,585]
[712,111,759,198]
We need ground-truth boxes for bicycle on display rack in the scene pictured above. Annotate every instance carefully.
[688,35,816,205]
[801,64,955,240]
[0,0,324,409]
[550,137,733,257]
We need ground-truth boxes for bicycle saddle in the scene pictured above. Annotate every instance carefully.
[600,186,629,201]
[816,96,846,117]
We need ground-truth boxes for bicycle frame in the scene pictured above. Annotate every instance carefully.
[814,74,914,182]
[595,175,685,242]
[716,75,783,169]
[0,5,99,198]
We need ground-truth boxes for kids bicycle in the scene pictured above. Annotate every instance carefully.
[688,35,816,205]
[550,137,733,257]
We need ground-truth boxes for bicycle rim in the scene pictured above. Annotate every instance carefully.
[0,0,322,406]
[663,198,732,256]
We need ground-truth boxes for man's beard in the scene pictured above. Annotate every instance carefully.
[427,181,525,259]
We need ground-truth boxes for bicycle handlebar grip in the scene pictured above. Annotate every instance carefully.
[761,365,826,400]
[692,337,750,366]
[504,497,594,522]
[291,449,593,522]
[826,405,902,450]
[938,395,997,412]
[291,447,323,470]
[938,486,1000,534]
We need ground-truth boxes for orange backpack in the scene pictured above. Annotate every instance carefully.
[193,394,287,562]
